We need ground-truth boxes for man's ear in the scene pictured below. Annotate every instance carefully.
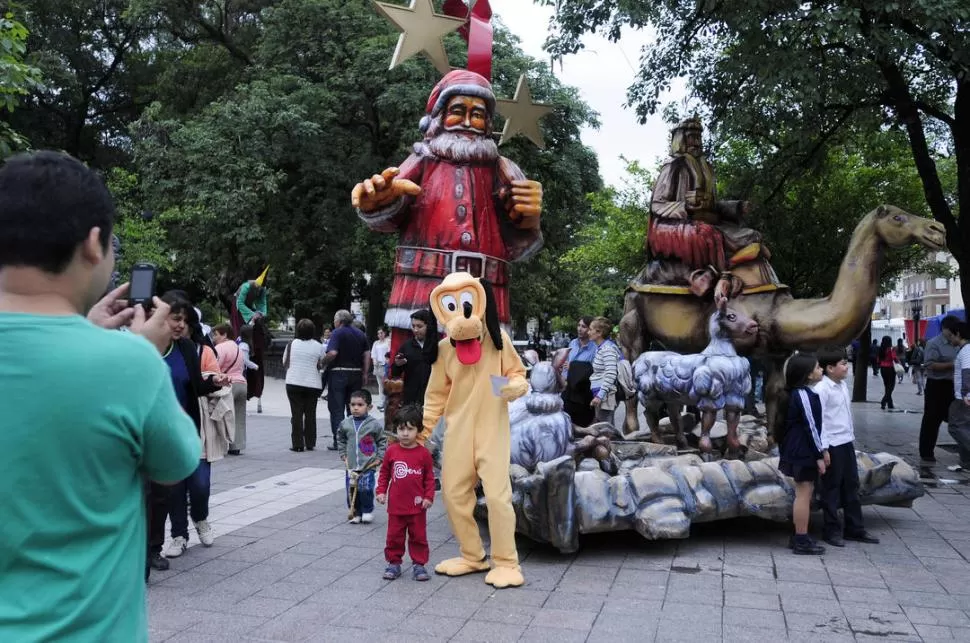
[80,227,107,264]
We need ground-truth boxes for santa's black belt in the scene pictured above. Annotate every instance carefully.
[395,246,509,286]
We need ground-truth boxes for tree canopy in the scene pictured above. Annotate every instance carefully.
[0,9,43,157]
[16,0,602,332]
[543,0,968,302]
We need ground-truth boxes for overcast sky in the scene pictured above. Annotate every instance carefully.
[488,0,685,188]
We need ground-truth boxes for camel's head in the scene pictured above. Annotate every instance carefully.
[872,205,946,251]
[709,301,760,348]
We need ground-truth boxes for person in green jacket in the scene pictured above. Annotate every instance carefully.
[337,389,386,523]
[230,268,269,411]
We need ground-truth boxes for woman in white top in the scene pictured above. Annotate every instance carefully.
[283,319,326,452]
[370,326,391,409]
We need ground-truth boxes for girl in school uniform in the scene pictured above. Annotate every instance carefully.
[775,352,828,555]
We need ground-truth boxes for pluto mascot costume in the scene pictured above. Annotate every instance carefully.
[422,272,529,588]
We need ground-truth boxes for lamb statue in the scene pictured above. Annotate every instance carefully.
[634,302,758,454]
[509,361,573,471]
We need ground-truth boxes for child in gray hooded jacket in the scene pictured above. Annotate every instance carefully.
[337,389,386,523]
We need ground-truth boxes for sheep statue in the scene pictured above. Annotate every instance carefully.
[509,361,574,471]
[634,302,759,455]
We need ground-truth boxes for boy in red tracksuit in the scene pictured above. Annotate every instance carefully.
[376,404,435,581]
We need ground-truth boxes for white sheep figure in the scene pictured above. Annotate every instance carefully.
[634,303,758,454]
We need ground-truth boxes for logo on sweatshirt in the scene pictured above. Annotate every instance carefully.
[359,435,376,456]
[393,461,423,479]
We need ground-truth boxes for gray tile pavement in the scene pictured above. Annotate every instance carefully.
[148,375,970,642]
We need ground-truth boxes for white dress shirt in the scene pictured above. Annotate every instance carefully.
[813,376,855,449]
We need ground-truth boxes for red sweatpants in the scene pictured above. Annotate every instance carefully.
[385,512,429,565]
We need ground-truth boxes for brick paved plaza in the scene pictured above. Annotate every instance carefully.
[147,374,970,642]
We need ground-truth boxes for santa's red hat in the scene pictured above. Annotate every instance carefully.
[419,69,496,134]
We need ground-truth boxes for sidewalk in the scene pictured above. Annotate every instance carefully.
[140,373,970,642]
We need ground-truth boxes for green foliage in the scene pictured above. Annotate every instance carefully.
[104,167,172,276]
[26,0,600,327]
[720,130,955,298]
[0,9,43,157]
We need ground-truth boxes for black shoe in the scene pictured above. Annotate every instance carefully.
[844,531,880,544]
[792,535,825,556]
[326,443,338,451]
[227,449,241,456]
[823,534,845,548]
[149,553,170,571]
[289,447,305,452]
[306,446,315,451]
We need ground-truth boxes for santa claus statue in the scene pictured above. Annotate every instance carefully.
[351,69,544,354]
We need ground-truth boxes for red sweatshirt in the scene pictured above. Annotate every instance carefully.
[377,443,435,515]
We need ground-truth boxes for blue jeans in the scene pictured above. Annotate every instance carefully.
[328,369,361,442]
[346,470,375,516]
[170,460,211,539]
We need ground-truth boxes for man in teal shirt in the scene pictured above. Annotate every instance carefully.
[0,151,202,642]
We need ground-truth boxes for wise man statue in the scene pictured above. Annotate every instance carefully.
[648,117,770,303]
[351,69,544,355]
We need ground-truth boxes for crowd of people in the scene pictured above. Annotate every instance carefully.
[3,149,969,640]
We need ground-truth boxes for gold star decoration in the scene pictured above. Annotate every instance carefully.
[495,74,553,149]
[373,0,466,75]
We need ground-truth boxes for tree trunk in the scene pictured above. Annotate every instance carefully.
[367,271,389,340]
[852,322,872,402]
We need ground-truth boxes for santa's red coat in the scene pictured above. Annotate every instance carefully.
[359,146,542,336]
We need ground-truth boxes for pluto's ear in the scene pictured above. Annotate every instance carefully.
[480,278,503,350]
[875,205,889,218]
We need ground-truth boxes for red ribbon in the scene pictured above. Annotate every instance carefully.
[442,0,494,80]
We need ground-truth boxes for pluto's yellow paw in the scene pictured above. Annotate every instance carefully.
[434,557,490,577]
[484,566,525,588]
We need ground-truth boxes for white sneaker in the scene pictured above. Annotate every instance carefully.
[164,536,187,558]
[194,520,214,546]
[350,516,362,524]
[361,513,374,524]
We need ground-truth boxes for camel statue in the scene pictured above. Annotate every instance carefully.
[619,205,947,436]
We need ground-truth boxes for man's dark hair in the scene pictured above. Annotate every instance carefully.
[350,389,372,405]
[818,347,847,373]
[296,318,316,340]
[0,151,114,273]
[941,315,963,333]
[394,403,423,431]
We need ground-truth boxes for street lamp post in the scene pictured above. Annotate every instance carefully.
[911,296,923,346]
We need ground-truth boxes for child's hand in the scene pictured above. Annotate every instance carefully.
[817,458,827,476]
[823,451,831,467]
[421,498,433,509]
[376,494,386,505]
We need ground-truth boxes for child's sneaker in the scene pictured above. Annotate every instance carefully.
[361,513,374,524]
[383,564,402,580]
[350,515,362,524]
[412,564,430,581]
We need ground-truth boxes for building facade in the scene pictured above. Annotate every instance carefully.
[873,253,962,329]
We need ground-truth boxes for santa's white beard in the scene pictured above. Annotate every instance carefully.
[426,128,499,163]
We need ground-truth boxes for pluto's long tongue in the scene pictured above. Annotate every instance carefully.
[455,339,482,365]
